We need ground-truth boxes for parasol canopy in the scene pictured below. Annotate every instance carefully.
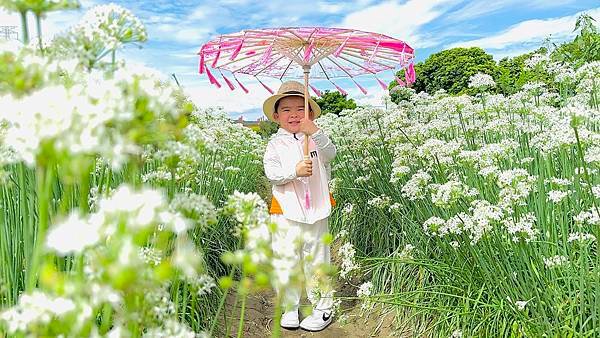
[197,27,415,95]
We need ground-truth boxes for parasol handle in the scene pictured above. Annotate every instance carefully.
[303,65,310,158]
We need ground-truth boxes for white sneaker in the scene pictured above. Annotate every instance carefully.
[299,309,333,332]
[280,310,300,330]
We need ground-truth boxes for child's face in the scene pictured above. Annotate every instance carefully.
[273,96,313,133]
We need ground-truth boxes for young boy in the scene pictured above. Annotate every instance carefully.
[262,80,336,332]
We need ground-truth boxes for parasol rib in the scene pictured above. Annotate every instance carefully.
[317,60,331,80]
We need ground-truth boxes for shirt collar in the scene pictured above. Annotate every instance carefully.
[276,128,305,140]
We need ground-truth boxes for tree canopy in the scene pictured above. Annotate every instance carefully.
[313,90,357,116]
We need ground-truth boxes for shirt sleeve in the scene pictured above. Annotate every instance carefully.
[263,141,297,185]
[311,128,336,163]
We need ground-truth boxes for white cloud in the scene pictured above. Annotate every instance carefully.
[449,7,600,50]
[318,2,346,14]
[337,0,459,48]
[447,0,578,22]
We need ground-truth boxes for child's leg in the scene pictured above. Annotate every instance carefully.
[271,214,302,311]
[302,217,334,311]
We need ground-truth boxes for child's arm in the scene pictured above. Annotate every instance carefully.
[311,129,336,163]
[263,141,297,185]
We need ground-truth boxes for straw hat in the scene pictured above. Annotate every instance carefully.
[262,80,321,122]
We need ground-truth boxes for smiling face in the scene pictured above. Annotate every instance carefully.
[272,95,313,133]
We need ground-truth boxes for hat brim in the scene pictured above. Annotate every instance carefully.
[263,93,321,122]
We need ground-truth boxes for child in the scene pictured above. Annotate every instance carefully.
[262,80,337,332]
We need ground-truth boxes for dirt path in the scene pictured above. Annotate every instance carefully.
[217,282,400,338]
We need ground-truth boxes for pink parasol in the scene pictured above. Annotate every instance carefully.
[198,26,415,155]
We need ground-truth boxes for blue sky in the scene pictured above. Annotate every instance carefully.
[1,0,599,120]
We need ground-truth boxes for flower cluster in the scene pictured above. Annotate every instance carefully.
[468,73,496,89]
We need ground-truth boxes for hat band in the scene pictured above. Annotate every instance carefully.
[282,90,303,95]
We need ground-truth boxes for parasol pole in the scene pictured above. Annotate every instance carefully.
[303,65,311,159]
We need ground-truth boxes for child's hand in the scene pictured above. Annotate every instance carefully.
[299,118,319,135]
[295,159,313,177]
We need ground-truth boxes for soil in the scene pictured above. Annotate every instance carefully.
[215,241,411,338]
[217,287,400,338]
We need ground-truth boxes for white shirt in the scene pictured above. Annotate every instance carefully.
[263,128,336,224]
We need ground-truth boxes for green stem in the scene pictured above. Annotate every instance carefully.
[34,13,43,54]
[271,294,282,338]
[208,286,231,337]
[236,290,247,338]
[111,49,116,72]
[573,126,600,217]
[26,164,54,291]
[19,11,29,44]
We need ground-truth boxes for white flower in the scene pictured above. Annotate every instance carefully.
[584,146,600,164]
[193,275,216,296]
[46,212,102,256]
[574,208,600,226]
[139,247,162,266]
[524,53,549,69]
[515,300,529,311]
[339,242,359,279]
[468,73,496,89]
[367,195,391,209]
[402,170,432,201]
[503,213,538,243]
[143,319,197,338]
[423,216,446,236]
[430,179,475,208]
[567,232,596,243]
[450,329,463,338]
[497,169,536,207]
[357,281,373,298]
[0,291,77,334]
[172,237,202,279]
[522,81,546,94]
[543,255,568,268]
[396,244,415,259]
[547,190,569,203]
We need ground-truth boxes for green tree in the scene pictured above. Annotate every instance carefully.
[392,47,499,95]
[313,90,357,116]
[256,120,278,139]
[496,47,551,95]
[552,14,600,67]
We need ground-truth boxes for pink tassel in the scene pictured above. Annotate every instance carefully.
[353,79,368,95]
[395,75,406,87]
[334,35,351,57]
[234,75,249,94]
[257,77,274,94]
[303,41,314,63]
[221,72,235,91]
[230,39,244,60]
[305,188,310,209]
[211,48,221,68]
[405,63,416,84]
[331,82,348,96]
[205,67,221,88]
[198,52,205,74]
[376,77,388,90]
[309,84,321,97]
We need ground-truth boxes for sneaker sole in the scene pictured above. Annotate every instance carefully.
[300,321,333,332]
[281,325,300,330]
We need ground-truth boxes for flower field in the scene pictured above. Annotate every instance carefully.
[1,2,600,337]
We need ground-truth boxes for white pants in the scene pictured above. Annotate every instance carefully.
[271,214,334,312]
